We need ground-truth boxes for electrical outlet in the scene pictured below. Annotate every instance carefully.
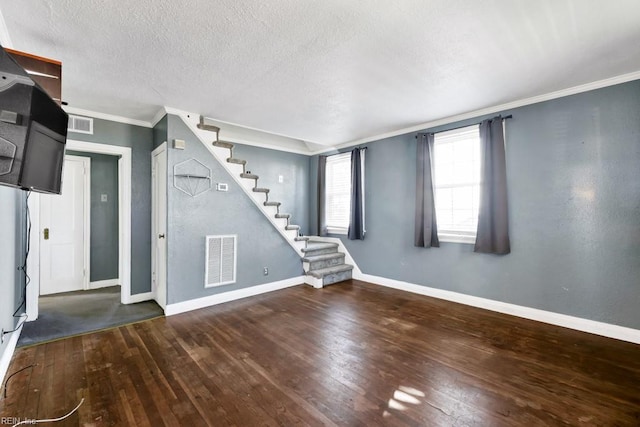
[263,267,269,276]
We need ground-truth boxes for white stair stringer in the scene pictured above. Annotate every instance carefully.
[176,111,306,256]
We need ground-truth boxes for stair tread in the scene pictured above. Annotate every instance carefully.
[274,213,290,218]
[227,158,246,164]
[240,173,259,179]
[285,225,300,230]
[197,121,220,132]
[302,252,345,262]
[307,264,354,278]
[301,242,339,252]
[294,236,310,241]
[213,140,234,149]
[264,201,281,206]
[253,188,270,193]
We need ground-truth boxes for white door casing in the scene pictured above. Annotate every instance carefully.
[40,155,90,295]
[151,142,167,309]
[26,140,133,321]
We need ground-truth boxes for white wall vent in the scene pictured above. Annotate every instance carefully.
[205,235,237,287]
[68,115,94,134]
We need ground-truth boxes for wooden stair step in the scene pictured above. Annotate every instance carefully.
[275,213,290,219]
[213,140,234,149]
[197,119,220,133]
[253,187,270,193]
[240,173,259,180]
[264,201,281,207]
[227,158,246,165]
[285,225,300,230]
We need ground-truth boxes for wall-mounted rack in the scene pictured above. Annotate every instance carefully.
[173,159,212,197]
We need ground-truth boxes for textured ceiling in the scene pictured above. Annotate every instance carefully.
[1,0,640,147]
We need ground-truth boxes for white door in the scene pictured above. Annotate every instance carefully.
[40,155,90,295]
[151,144,167,308]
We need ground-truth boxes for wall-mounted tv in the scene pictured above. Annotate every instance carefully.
[0,45,68,194]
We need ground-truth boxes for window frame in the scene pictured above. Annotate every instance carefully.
[432,124,481,245]
[324,152,352,235]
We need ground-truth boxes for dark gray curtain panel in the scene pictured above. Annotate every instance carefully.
[348,148,366,240]
[475,116,510,254]
[414,133,439,248]
[317,155,328,236]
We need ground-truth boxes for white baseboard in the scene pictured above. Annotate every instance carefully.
[0,320,24,386]
[165,276,304,316]
[127,291,154,304]
[355,272,640,345]
[89,279,120,290]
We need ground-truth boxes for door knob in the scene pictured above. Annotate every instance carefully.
[44,228,50,240]
[159,234,165,239]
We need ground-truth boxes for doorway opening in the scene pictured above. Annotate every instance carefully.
[21,140,162,345]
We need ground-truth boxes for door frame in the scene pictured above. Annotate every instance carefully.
[26,140,133,320]
[39,154,91,294]
[151,142,167,309]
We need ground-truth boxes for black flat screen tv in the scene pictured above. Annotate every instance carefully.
[0,45,68,194]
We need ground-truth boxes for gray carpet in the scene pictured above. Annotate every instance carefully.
[17,286,164,347]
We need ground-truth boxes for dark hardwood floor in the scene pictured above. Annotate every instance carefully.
[1,280,639,426]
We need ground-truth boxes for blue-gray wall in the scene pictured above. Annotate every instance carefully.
[68,118,153,294]
[165,114,304,304]
[233,144,310,236]
[0,186,25,367]
[310,80,640,330]
[66,151,119,282]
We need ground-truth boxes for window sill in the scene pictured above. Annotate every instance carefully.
[438,233,476,244]
[326,227,348,235]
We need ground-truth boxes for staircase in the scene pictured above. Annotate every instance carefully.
[195,116,353,287]
[301,241,354,288]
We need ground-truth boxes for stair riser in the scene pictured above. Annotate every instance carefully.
[263,206,278,216]
[211,146,230,159]
[323,270,352,286]
[285,229,299,240]
[303,247,339,257]
[274,218,288,228]
[305,256,345,272]
[226,163,245,176]
[239,178,256,192]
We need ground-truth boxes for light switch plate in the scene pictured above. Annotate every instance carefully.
[278,175,283,183]
[173,139,186,150]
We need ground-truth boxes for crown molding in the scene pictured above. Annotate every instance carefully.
[163,107,315,155]
[62,69,640,155]
[310,70,640,155]
[63,106,153,128]
[150,107,168,128]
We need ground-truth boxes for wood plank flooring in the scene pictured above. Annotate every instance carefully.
[1,280,639,426]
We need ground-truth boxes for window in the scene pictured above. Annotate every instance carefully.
[325,152,351,234]
[433,125,481,244]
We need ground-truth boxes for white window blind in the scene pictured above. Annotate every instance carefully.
[325,152,351,233]
[433,125,481,243]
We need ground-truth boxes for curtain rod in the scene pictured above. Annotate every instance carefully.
[415,115,512,138]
